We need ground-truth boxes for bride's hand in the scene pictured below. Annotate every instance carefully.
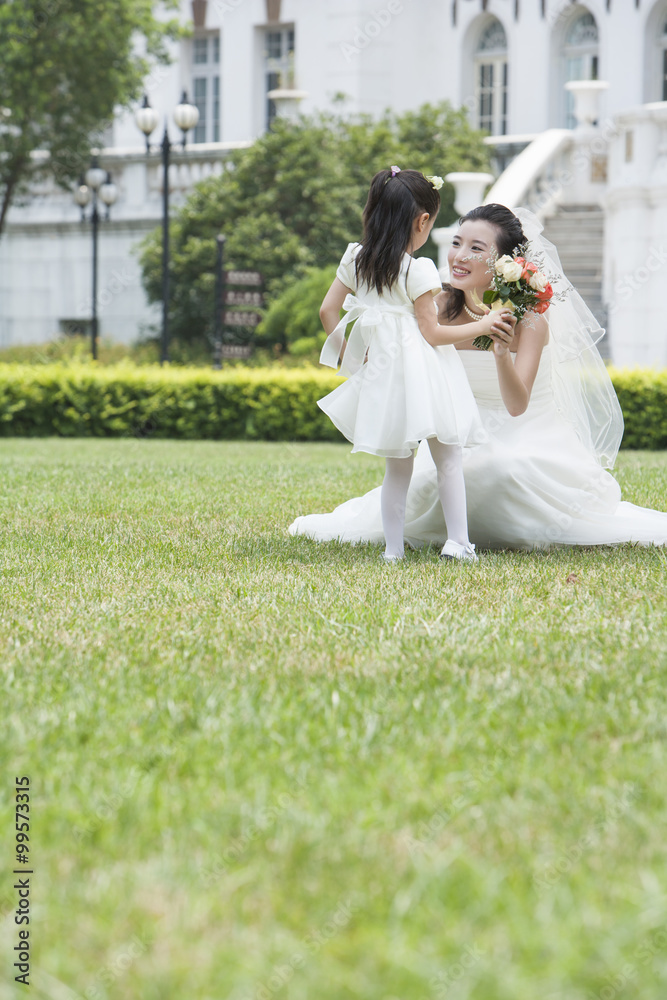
[489,311,517,356]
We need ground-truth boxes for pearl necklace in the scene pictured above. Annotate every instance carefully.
[462,302,485,321]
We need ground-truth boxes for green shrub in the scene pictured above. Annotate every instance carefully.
[255,266,337,357]
[0,362,665,448]
[609,367,667,450]
[0,335,160,366]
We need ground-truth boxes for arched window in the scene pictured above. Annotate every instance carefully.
[641,3,667,103]
[563,9,599,128]
[474,19,508,136]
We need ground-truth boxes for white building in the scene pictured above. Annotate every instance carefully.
[1,0,665,365]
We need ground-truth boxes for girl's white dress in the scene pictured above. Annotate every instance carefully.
[291,346,667,550]
[317,243,485,459]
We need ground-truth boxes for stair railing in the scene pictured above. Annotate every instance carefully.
[484,80,617,219]
[484,129,574,218]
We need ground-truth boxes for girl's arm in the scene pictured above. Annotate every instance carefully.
[320,278,352,336]
[490,311,549,416]
[414,292,513,347]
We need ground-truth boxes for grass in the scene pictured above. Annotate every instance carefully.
[0,335,161,367]
[1,439,667,1000]
[0,335,316,369]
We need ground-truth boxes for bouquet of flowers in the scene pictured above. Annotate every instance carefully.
[471,249,555,351]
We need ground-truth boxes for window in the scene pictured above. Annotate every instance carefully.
[642,5,667,103]
[213,76,220,142]
[194,38,208,64]
[267,31,283,60]
[193,78,208,144]
[474,20,508,136]
[563,10,599,128]
[661,19,667,101]
[192,33,221,143]
[60,319,91,338]
[263,26,295,130]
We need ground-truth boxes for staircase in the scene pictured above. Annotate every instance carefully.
[482,129,612,360]
[541,205,610,358]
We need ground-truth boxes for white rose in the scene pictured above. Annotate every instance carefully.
[494,254,513,275]
[500,260,522,282]
[528,270,548,292]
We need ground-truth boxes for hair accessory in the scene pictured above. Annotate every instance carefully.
[389,165,401,177]
[426,175,444,190]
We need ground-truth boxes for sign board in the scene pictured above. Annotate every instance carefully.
[225,270,263,286]
[220,344,253,359]
[225,290,264,308]
[215,259,263,364]
[225,310,262,328]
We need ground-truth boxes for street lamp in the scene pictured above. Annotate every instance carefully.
[74,154,117,360]
[135,92,199,364]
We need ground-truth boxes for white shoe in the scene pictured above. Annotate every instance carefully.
[440,540,478,563]
[381,551,404,564]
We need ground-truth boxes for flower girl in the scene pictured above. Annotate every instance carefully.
[317,167,514,562]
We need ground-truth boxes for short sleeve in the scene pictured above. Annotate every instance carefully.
[405,256,442,302]
[336,242,359,291]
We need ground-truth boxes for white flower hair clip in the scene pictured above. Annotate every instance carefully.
[426,175,444,190]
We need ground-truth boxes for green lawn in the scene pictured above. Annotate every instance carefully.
[1,439,667,1000]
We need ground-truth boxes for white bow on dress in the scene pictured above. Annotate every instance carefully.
[319,294,412,377]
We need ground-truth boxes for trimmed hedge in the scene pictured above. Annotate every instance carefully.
[0,362,666,448]
[0,364,342,441]
[607,367,667,450]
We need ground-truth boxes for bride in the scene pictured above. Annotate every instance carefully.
[289,205,667,550]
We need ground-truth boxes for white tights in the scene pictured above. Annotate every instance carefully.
[381,439,470,558]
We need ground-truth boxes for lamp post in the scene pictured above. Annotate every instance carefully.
[213,234,225,370]
[74,154,117,360]
[135,93,199,364]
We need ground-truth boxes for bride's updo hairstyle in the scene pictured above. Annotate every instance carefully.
[443,203,526,321]
[355,168,441,295]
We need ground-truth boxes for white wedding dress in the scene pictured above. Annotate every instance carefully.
[289,346,667,550]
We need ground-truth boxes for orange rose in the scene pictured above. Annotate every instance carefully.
[533,283,553,314]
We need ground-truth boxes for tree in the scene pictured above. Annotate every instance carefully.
[137,103,491,352]
[0,0,181,234]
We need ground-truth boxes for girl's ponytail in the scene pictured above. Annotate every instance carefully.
[355,169,441,295]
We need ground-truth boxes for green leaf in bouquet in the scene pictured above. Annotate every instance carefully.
[498,284,511,297]
[483,290,498,304]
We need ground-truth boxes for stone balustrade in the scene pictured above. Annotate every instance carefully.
[8,141,250,226]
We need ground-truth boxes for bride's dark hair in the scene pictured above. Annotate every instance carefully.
[442,203,527,322]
